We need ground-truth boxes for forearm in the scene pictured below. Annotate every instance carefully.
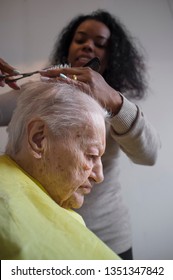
[108,95,161,165]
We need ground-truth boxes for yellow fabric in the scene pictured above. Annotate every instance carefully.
[0,155,120,260]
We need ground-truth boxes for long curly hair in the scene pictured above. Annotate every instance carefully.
[49,10,147,99]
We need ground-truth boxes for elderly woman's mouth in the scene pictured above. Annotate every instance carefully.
[79,184,92,194]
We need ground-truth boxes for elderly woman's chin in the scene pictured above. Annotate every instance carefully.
[60,192,85,209]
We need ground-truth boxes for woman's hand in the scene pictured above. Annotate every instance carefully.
[40,66,123,114]
[0,58,21,90]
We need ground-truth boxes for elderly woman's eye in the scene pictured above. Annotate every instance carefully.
[87,154,98,160]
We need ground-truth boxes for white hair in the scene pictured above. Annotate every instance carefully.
[6,81,107,155]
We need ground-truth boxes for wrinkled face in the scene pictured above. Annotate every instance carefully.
[68,19,111,74]
[43,116,106,209]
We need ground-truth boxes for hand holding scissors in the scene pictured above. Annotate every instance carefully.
[0,58,22,90]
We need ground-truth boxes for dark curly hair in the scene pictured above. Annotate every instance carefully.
[49,10,147,99]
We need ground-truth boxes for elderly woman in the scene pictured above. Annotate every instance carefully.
[0,81,120,260]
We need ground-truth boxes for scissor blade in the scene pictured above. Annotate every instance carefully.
[4,71,39,83]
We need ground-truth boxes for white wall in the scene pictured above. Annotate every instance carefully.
[1,0,173,260]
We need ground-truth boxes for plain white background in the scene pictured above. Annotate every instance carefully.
[0,0,173,260]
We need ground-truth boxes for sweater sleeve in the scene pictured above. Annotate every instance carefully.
[0,90,19,126]
[108,95,161,165]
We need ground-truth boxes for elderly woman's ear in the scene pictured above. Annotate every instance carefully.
[27,119,48,159]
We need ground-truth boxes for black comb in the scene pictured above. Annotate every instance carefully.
[83,57,100,72]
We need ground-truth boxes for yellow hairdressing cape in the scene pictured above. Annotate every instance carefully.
[0,155,120,260]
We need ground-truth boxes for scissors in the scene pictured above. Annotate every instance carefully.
[0,70,39,84]
[0,57,100,84]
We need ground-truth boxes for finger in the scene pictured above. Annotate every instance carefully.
[39,68,62,77]
[40,75,84,90]
[0,69,5,87]
[6,80,21,90]
[0,79,5,87]
[0,58,20,75]
[39,67,83,78]
[40,76,69,83]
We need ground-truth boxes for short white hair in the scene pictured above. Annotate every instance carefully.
[6,81,107,155]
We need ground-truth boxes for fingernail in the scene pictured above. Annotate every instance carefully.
[13,69,21,75]
[60,73,68,79]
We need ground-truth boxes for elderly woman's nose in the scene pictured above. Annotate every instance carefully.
[91,161,104,183]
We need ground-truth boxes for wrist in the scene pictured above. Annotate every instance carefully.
[109,95,138,134]
[107,91,123,117]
